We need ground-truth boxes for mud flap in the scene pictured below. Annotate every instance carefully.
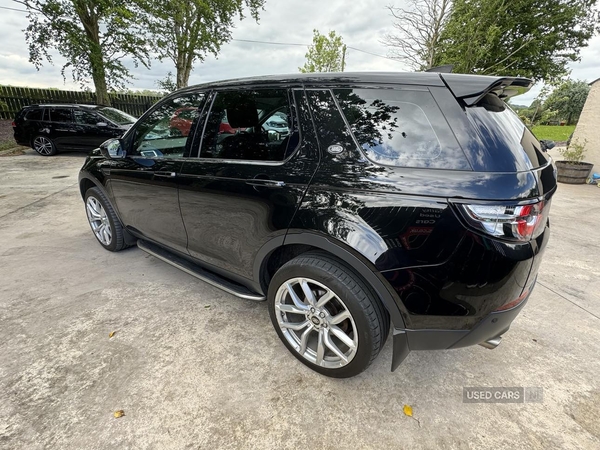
[391,329,410,371]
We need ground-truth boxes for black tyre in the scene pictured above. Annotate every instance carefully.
[84,187,129,252]
[32,135,57,156]
[268,252,390,378]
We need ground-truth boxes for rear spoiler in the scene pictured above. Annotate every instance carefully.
[440,74,533,106]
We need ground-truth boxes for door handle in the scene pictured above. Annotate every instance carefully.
[246,179,285,188]
[154,171,176,178]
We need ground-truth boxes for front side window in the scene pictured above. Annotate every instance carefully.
[74,109,101,126]
[132,93,205,158]
[334,88,470,170]
[200,89,298,161]
[49,108,73,123]
[97,107,136,125]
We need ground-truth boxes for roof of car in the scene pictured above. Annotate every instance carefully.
[178,71,533,104]
[181,71,447,91]
[26,104,100,109]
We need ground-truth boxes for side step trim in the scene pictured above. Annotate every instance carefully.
[137,240,266,301]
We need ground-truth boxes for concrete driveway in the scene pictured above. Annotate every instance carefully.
[1,150,599,449]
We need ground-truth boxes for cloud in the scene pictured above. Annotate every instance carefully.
[0,1,406,90]
[0,1,598,104]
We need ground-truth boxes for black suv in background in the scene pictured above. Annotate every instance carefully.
[79,72,557,378]
[13,104,136,156]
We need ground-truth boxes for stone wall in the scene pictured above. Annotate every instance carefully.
[571,79,600,171]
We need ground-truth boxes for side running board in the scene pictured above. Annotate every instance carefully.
[137,240,266,301]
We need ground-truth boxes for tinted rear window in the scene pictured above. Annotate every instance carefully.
[25,108,43,121]
[466,94,549,170]
[334,88,470,170]
[49,108,72,123]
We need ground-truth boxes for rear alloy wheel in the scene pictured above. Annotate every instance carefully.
[32,136,57,156]
[274,277,359,368]
[268,252,389,378]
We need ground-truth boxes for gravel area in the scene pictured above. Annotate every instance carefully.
[0,119,16,147]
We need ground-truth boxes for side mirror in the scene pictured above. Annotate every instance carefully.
[539,140,556,151]
[100,138,125,159]
[97,122,108,127]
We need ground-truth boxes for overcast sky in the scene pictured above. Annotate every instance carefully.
[1,0,599,106]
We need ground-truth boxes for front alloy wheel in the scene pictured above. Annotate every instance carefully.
[84,187,129,252]
[274,277,358,368]
[86,196,112,246]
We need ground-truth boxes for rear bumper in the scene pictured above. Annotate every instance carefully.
[391,290,530,371]
[13,131,28,146]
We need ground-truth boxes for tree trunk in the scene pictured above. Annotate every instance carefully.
[175,54,193,89]
[76,4,110,105]
[90,54,110,106]
[176,66,188,89]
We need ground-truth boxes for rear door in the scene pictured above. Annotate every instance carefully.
[47,107,76,149]
[178,87,319,281]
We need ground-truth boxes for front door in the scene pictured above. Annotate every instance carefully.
[71,108,122,150]
[108,92,206,253]
[178,88,320,282]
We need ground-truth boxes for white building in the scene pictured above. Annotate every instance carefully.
[571,78,600,171]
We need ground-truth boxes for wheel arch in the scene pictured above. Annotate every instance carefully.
[79,177,97,199]
[78,171,110,200]
[255,231,407,330]
[79,171,137,246]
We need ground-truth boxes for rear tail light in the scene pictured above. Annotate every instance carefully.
[11,121,16,127]
[458,199,550,242]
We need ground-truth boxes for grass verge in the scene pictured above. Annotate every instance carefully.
[531,125,576,142]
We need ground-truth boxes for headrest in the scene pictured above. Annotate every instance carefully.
[227,98,259,128]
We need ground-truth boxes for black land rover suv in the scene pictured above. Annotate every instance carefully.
[79,72,557,378]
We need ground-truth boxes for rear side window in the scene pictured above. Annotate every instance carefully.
[333,88,470,170]
[200,89,298,161]
[305,90,357,154]
[49,108,73,123]
[25,108,43,121]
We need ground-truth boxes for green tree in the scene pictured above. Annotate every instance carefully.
[15,0,151,105]
[140,0,264,89]
[544,79,591,125]
[437,0,599,82]
[155,72,178,94]
[299,30,346,73]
